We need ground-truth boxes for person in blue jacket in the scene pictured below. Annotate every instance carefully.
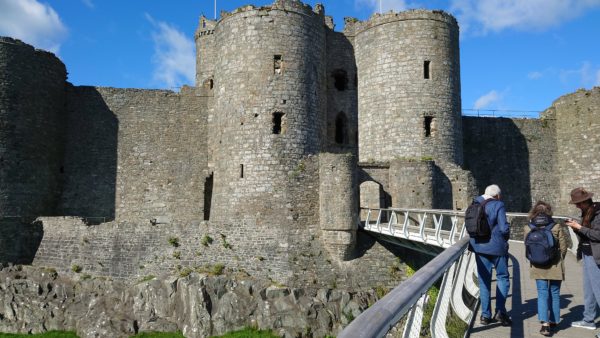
[469,184,512,326]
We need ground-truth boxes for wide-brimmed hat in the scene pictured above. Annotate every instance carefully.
[569,187,594,204]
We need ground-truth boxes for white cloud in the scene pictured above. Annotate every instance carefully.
[0,0,67,53]
[560,61,600,88]
[450,0,600,35]
[145,14,195,89]
[82,0,94,9]
[528,71,543,80]
[473,90,500,109]
[354,0,413,13]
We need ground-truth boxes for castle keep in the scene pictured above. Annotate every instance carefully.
[1,0,599,288]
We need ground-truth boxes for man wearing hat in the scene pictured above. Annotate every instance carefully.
[565,187,600,334]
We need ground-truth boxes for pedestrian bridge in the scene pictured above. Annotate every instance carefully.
[339,207,590,338]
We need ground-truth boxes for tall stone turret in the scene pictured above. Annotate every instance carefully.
[0,37,66,218]
[207,0,327,223]
[354,10,462,165]
[194,15,216,89]
[549,87,600,215]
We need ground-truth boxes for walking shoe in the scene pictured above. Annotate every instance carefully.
[539,325,551,337]
[494,311,512,326]
[480,316,494,325]
[571,320,596,330]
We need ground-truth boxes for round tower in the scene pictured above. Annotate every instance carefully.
[354,10,462,165]
[208,1,327,223]
[0,37,66,218]
[550,87,600,215]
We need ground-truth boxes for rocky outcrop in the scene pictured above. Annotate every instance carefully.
[0,265,378,337]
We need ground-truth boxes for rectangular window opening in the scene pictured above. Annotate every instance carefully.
[424,60,430,79]
[274,55,282,74]
[240,164,244,178]
[424,116,434,137]
[272,112,284,134]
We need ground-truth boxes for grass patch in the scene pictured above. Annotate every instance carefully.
[210,327,280,338]
[201,235,213,247]
[71,264,82,273]
[168,237,180,247]
[129,333,185,338]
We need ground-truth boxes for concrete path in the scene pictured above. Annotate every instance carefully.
[469,241,598,338]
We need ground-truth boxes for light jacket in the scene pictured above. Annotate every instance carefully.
[468,195,511,256]
[523,223,569,281]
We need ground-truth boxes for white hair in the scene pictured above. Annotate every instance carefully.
[484,184,501,197]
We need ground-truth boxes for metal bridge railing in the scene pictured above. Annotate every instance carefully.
[340,207,577,338]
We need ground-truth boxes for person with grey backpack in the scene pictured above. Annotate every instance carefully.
[524,201,569,336]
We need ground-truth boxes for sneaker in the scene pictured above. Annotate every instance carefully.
[494,311,512,326]
[480,316,494,325]
[540,325,551,337]
[571,320,596,330]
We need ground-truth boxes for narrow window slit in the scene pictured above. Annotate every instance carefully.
[424,60,430,79]
[424,116,434,137]
[272,112,284,134]
[274,55,282,74]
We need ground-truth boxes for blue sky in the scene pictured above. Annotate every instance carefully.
[1,0,599,117]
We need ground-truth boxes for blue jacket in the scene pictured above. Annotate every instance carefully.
[468,195,511,256]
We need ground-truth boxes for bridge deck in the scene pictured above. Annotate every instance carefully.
[469,240,595,338]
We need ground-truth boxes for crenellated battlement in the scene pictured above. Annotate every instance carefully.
[219,0,323,22]
[346,9,457,36]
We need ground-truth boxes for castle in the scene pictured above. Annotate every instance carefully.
[0,0,599,288]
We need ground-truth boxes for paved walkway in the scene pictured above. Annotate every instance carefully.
[469,241,598,338]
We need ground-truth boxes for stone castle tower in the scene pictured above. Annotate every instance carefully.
[1,0,598,286]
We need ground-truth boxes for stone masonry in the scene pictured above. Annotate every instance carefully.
[1,0,599,297]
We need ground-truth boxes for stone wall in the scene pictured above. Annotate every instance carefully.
[325,30,358,153]
[319,153,358,261]
[59,86,208,224]
[194,16,216,88]
[354,11,462,165]
[208,2,326,225]
[0,37,66,218]
[462,116,558,213]
[551,87,600,215]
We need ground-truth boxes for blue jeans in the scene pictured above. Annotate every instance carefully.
[536,279,562,323]
[582,254,600,322]
[476,253,510,318]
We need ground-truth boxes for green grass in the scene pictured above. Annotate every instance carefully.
[210,327,280,338]
[129,333,185,338]
[0,332,79,338]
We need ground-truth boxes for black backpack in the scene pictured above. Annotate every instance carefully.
[525,222,557,266]
[465,198,493,239]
